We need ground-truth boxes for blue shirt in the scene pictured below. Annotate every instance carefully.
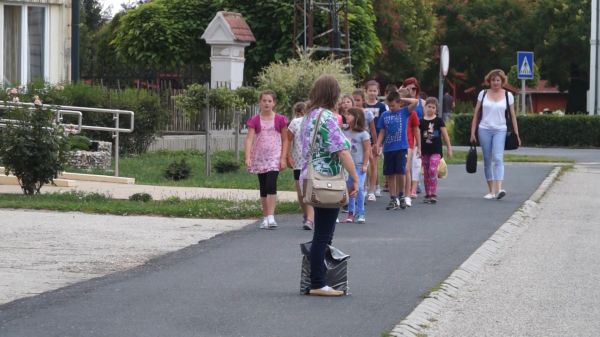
[414,99,424,119]
[377,107,410,152]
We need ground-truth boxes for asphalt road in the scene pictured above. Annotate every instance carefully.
[0,163,553,337]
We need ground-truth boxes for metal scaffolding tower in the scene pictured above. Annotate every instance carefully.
[293,0,352,73]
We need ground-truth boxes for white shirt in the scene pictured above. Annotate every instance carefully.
[287,117,304,169]
[477,90,514,131]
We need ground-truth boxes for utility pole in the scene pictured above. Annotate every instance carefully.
[588,0,599,115]
[71,0,80,82]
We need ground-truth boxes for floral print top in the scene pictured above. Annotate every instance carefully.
[300,108,350,183]
[248,118,282,174]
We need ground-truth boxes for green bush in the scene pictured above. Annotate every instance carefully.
[68,135,92,151]
[129,192,153,202]
[256,53,355,115]
[0,106,70,194]
[213,158,241,173]
[452,114,600,147]
[164,159,191,180]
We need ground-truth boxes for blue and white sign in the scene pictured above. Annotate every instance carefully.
[517,51,534,80]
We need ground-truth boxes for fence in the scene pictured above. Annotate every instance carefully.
[162,88,259,133]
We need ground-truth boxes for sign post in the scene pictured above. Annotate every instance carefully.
[517,51,534,114]
[438,45,450,118]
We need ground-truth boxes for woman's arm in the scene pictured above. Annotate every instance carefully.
[470,100,482,144]
[280,127,289,170]
[441,126,453,158]
[244,128,255,169]
[338,150,359,197]
[361,139,371,173]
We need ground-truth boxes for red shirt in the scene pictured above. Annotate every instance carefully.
[407,111,420,148]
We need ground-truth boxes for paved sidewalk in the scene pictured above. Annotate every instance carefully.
[418,163,600,337]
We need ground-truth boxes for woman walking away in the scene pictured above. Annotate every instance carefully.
[301,75,359,296]
[469,69,521,200]
[245,90,289,229]
[288,101,314,230]
[342,107,371,224]
[420,97,452,204]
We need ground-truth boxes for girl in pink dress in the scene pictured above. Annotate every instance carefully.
[244,90,289,229]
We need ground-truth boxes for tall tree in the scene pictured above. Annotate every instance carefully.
[533,0,590,112]
[370,0,436,84]
[432,0,536,90]
[80,0,108,79]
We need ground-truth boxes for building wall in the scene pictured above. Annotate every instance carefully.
[532,95,568,113]
[1,0,71,85]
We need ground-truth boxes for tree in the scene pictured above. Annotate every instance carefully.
[432,0,536,90]
[533,0,590,112]
[370,0,436,84]
[80,0,109,79]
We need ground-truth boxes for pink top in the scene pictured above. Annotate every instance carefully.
[248,117,284,173]
[246,113,287,134]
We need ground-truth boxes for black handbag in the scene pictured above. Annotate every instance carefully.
[466,145,477,173]
[504,91,519,150]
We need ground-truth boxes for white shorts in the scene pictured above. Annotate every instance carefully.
[411,149,421,180]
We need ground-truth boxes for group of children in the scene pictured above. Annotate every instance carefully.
[244,80,452,230]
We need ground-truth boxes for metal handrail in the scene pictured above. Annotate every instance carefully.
[0,102,135,177]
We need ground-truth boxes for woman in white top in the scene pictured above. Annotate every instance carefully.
[469,69,521,200]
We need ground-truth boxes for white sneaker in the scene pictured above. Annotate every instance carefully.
[374,186,382,197]
[259,220,269,229]
[367,193,376,202]
[484,193,495,200]
[405,196,412,207]
[336,218,339,223]
[268,220,278,229]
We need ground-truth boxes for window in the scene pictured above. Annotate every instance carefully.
[2,4,48,86]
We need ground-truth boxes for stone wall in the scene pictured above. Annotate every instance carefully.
[68,141,112,170]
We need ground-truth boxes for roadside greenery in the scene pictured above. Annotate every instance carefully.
[0,192,301,219]
[0,106,70,195]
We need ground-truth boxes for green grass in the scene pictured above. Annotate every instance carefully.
[66,150,573,190]
[67,150,298,191]
[0,191,301,219]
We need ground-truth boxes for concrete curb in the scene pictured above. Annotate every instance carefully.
[389,166,563,337]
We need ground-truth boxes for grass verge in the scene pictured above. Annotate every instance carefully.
[0,192,301,219]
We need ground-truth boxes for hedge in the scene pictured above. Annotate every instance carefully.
[452,114,600,147]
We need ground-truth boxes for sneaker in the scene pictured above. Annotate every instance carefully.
[423,196,431,204]
[367,193,376,202]
[405,196,412,207]
[356,215,366,224]
[496,190,506,200]
[484,193,495,200]
[302,220,314,230]
[341,205,349,213]
[374,186,382,197]
[336,218,339,223]
[398,197,407,209]
[386,199,397,210]
[344,213,354,223]
[429,197,437,204]
[308,286,344,297]
[259,219,269,229]
[268,220,278,229]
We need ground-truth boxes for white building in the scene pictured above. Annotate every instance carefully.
[1,0,71,87]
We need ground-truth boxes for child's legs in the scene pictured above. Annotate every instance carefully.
[404,148,413,197]
[425,154,441,196]
[369,151,379,193]
[395,174,405,198]
[411,150,421,194]
[263,171,279,215]
[421,154,431,196]
[257,173,268,216]
[346,175,357,214]
[387,175,397,197]
[355,166,367,215]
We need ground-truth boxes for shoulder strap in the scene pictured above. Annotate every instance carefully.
[505,91,514,131]
[477,90,487,122]
[309,109,325,155]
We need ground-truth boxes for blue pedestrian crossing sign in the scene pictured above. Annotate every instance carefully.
[517,51,534,80]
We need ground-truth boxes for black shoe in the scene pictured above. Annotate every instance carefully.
[398,197,407,209]
[386,199,396,210]
[341,205,349,213]
[429,197,437,204]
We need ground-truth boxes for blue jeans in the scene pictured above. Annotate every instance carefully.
[346,164,367,216]
[478,127,506,181]
[310,207,339,289]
